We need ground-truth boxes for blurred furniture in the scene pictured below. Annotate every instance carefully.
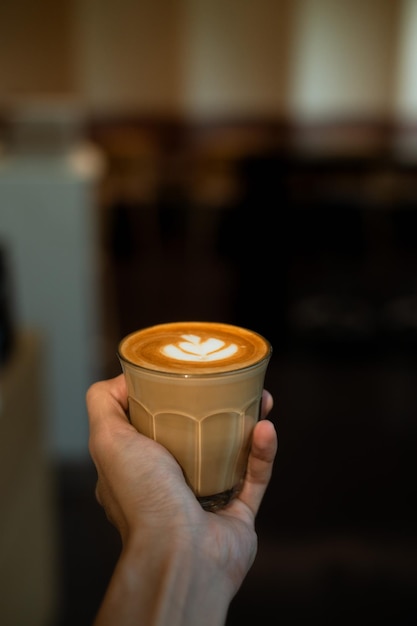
[0,143,106,460]
[0,330,58,626]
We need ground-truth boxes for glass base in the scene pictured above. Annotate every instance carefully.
[197,484,240,512]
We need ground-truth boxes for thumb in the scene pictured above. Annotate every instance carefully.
[236,418,278,516]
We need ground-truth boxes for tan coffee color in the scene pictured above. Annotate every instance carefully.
[118,322,272,510]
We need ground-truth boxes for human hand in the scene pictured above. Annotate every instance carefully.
[87,373,277,624]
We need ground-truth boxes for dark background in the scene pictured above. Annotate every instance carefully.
[54,135,417,625]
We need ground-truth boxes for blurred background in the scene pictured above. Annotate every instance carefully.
[0,0,417,624]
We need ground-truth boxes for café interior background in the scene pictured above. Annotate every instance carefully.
[0,1,416,624]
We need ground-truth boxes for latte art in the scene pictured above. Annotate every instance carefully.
[162,334,238,362]
[119,321,271,374]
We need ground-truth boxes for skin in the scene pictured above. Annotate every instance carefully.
[87,373,278,626]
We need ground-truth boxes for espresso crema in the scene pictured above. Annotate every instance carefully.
[118,321,271,374]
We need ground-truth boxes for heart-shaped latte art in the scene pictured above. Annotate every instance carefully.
[162,334,238,362]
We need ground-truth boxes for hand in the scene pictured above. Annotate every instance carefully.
[86,374,277,626]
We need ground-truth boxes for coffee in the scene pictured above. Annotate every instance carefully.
[119,321,269,374]
[118,321,272,511]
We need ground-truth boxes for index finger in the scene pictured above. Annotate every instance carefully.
[86,374,131,436]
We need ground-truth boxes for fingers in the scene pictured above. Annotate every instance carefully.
[87,375,277,522]
[86,374,137,475]
[235,418,278,517]
[86,373,128,416]
[86,374,130,435]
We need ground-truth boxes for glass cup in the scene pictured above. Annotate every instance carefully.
[118,321,272,511]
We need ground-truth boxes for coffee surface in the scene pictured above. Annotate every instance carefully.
[119,321,271,374]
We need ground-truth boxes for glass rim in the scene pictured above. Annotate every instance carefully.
[117,322,272,378]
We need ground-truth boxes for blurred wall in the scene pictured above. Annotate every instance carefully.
[289,0,400,120]
[180,0,292,117]
[0,0,75,99]
[72,0,185,114]
[395,0,417,119]
[0,0,413,122]
[0,0,416,462]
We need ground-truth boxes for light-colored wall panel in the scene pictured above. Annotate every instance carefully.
[395,0,417,120]
[289,0,400,120]
[181,0,292,117]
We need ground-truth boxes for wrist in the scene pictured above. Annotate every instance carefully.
[95,528,233,626]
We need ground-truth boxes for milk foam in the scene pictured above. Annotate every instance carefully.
[162,334,238,362]
[119,321,271,374]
